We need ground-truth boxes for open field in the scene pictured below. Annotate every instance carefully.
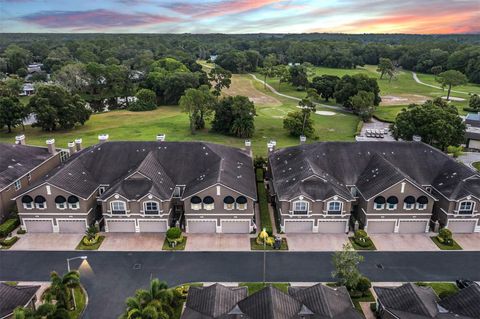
[0,73,358,156]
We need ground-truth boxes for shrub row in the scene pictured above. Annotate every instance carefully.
[0,236,19,247]
[0,218,19,237]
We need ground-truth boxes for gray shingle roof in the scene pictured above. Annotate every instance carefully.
[0,283,40,318]
[23,141,256,201]
[269,142,477,201]
[0,143,53,190]
[439,284,480,318]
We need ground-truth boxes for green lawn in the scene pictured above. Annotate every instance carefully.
[472,162,480,171]
[239,282,290,295]
[75,236,105,250]
[257,178,272,232]
[348,237,377,251]
[431,236,463,250]
[416,73,480,95]
[68,286,87,319]
[162,237,187,251]
[250,238,288,250]
[416,282,459,298]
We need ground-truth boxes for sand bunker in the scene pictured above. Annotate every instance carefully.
[315,110,336,116]
[442,96,466,101]
[381,94,429,106]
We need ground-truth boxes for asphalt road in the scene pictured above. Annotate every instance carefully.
[1,251,479,318]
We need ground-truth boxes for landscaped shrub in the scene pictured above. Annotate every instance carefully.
[437,228,453,246]
[0,236,19,247]
[129,89,157,111]
[82,234,100,246]
[166,227,182,240]
[356,276,372,295]
[369,303,377,312]
[254,156,266,169]
[17,228,26,235]
[0,218,19,237]
[353,230,372,248]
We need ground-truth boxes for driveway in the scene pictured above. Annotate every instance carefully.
[99,233,165,251]
[185,234,250,251]
[287,234,348,251]
[370,234,438,251]
[454,233,480,251]
[457,152,480,170]
[10,233,83,251]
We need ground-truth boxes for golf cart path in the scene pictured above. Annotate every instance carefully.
[412,72,471,95]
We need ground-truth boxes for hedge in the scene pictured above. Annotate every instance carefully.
[0,236,19,247]
[0,218,19,237]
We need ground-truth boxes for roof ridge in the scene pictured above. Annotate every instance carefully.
[409,283,435,316]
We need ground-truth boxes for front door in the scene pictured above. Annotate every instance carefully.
[171,203,184,228]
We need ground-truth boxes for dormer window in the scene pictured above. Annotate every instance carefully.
[293,200,308,215]
[458,200,474,214]
[144,201,159,215]
[327,201,342,214]
[14,180,21,191]
[374,196,385,210]
[98,186,106,196]
[173,186,183,198]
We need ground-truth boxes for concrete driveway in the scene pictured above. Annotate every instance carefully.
[454,233,480,251]
[185,234,250,251]
[10,233,83,251]
[457,152,480,170]
[370,234,438,251]
[287,234,348,251]
[99,233,165,251]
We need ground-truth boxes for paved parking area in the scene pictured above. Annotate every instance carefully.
[11,233,83,251]
[286,234,348,251]
[356,118,395,141]
[99,233,165,251]
[185,234,251,251]
[454,233,480,251]
[370,234,438,251]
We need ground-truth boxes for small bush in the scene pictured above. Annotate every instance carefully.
[82,234,99,246]
[0,236,19,247]
[265,226,273,237]
[254,156,267,169]
[17,229,26,235]
[438,228,454,245]
[129,89,157,112]
[166,227,182,240]
[0,218,19,237]
[356,277,372,294]
[353,230,372,248]
[370,302,377,312]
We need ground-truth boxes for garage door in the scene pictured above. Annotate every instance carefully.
[58,220,87,233]
[448,220,477,233]
[23,219,53,233]
[367,221,396,234]
[138,220,168,233]
[284,220,314,233]
[106,220,136,232]
[187,220,217,233]
[221,220,250,233]
[317,221,347,233]
[469,140,480,150]
[398,220,428,233]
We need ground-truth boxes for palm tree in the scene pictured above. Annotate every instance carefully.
[47,271,81,310]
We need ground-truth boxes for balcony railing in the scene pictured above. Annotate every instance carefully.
[111,210,126,215]
[293,210,308,215]
[145,210,160,215]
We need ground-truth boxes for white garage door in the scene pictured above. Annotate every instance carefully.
[398,221,428,234]
[367,221,396,234]
[469,140,480,150]
[448,220,477,233]
[107,220,136,232]
[187,220,217,233]
[138,220,168,233]
[317,221,347,233]
[284,220,314,233]
[221,220,250,233]
[58,220,87,233]
[23,219,54,233]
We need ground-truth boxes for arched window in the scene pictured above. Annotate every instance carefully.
[55,196,67,210]
[190,196,202,211]
[458,200,474,214]
[34,195,46,209]
[403,196,415,210]
[417,196,428,210]
[68,195,79,210]
[22,195,33,209]
[111,201,126,214]
[203,196,214,211]
[224,196,235,210]
[144,201,159,214]
[327,201,342,214]
[386,196,398,210]
[236,196,247,210]
[374,196,385,210]
[293,200,309,215]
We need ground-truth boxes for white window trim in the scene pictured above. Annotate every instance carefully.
[416,203,427,210]
[35,202,46,210]
[23,202,33,210]
[68,202,80,210]
[374,203,385,210]
[292,200,309,214]
[56,203,67,210]
[386,203,397,210]
[110,200,127,213]
[144,201,160,214]
[191,203,202,211]
[326,200,343,213]
[14,180,21,191]
[403,202,415,210]
[224,203,234,210]
[236,203,247,211]
[204,203,215,211]
[458,200,475,214]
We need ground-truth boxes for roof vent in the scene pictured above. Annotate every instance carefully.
[15,134,26,145]
[67,142,76,154]
[156,134,165,142]
[98,134,109,143]
[46,139,56,154]
[74,138,83,151]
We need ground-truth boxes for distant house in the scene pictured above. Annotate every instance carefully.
[209,55,218,62]
[20,83,34,96]
[375,282,480,318]
[0,283,40,319]
[464,112,480,150]
[27,63,43,74]
[182,283,362,319]
[0,136,63,222]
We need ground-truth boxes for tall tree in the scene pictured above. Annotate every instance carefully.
[331,243,364,290]
[208,67,231,97]
[179,85,216,134]
[4,45,32,73]
[391,98,465,151]
[212,95,256,138]
[310,75,339,102]
[0,97,27,132]
[436,70,468,100]
[259,53,278,89]
[350,90,375,121]
[377,58,395,80]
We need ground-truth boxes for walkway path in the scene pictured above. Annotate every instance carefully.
[457,152,480,170]
[412,72,471,96]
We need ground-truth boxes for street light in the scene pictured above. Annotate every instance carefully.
[66,256,87,310]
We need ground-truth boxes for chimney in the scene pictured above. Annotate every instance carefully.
[15,135,26,145]
[74,138,83,151]
[68,142,76,154]
[412,135,422,142]
[244,139,251,153]
[300,135,306,144]
[46,139,56,154]
[98,134,109,143]
[267,140,276,153]
[156,134,166,142]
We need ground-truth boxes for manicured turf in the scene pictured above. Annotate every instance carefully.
[257,178,272,232]
[250,238,288,250]
[472,161,480,171]
[415,73,480,96]
[239,282,290,295]
[75,236,105,250]
[162,237,187,251]
[416,282,459,298]
[431,236,463,250]
[348,237,377,251]
[68,286,87,319]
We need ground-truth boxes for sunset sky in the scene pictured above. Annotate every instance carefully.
[1,0,479,34]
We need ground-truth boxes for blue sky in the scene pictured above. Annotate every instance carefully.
[1,0,479,33]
